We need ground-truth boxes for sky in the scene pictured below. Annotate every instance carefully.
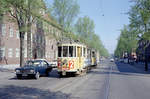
[77,0,131,54]
[46,0,131,54]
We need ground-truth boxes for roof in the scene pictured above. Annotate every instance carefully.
[57,39,85,46]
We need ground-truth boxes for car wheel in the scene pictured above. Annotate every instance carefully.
[46,68,52,77]
[46,71,49,77]
[17,75,22,79]
[35,72,40,79]
[59,73,63,78]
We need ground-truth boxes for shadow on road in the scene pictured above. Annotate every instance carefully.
[115,62,146,73]
[112,62,150,77]
[49,69,77,78]
[88,62,150,77]
[48,69,60,78]
[0,85,71,99]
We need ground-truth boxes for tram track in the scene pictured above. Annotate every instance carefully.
[52,71,95,93]
[52,62,112,95]
[103,63,112,99]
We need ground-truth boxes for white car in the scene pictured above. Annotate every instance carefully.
[110,59,114,62]
[48,60,57,68]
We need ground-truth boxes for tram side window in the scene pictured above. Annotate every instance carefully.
[63,46,68,57]
[73,46,76,57]
[77,47,82,57]
[81,47,82,57]
[83,48,86,57]
[69,46,73,57]
[58,47,62,57]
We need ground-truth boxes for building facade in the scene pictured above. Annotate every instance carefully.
[0,13,62,65]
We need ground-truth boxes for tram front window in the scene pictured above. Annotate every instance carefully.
[69,46,73,57]
[58,47,62,57]
[92,52,95,57]
[63,46,68,57]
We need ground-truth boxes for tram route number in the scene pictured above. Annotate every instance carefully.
[69,60,74,69]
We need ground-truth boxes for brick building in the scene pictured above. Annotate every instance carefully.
[0,12,62,65]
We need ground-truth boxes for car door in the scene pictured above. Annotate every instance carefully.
[40,61,48,75]
[44,61,52,70]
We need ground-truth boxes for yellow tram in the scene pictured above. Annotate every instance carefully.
[57,41,88,76]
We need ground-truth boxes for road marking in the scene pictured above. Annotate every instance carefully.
[104,63,113,99]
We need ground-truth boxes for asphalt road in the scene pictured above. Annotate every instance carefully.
[0,60,150,99]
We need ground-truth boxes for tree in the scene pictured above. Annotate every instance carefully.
[75,16,109,57]
[115,25,138,58]
[25,0,44,60]
[1,0,44,66]
[129,0,150,40]
[75,16,95,43]
[51,0,80,31]
[5,0,28,67]
[128,0,150,71]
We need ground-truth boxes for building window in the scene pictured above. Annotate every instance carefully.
[9,27,13,37]
[45,52,47,58]
[8,48,13,58]
[24,32,27,40]
[24,48,27,58]
[2,24,6,36]
[51,45,53,50]
[0,47,5,58]
[16,48,19,58]
[49,40,51,45]
[16,30,19,39]
[31,33,33,42]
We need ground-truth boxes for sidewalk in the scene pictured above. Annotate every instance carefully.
[129,62,150,72]
[0,64,19,70]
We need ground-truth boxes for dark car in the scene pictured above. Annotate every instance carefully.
[15,59,52,79]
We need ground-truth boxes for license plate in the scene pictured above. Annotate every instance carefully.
[22,73,27,76]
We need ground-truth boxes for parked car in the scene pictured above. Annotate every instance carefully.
[119,58,124,62]
[15,59,52,79]
[48,60,57,68]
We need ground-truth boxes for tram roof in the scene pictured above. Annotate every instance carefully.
[57,40,86,46]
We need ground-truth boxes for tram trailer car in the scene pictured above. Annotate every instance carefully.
[91,50,98,66]
[57,41,89,76]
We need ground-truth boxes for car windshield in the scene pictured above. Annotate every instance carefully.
[25,60,41,66]
[33,61,41,66]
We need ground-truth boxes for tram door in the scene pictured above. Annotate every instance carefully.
[77,46,82,68]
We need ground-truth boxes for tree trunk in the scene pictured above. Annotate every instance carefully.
[20,32,25,67]
[27,22,32,60]
[144,24,148,71]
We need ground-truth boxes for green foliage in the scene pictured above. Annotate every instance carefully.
[75,16,95,40]
[48,1,109,57]
[75,16,109,57]
[51,0,80,29]
[115,25,138,57]
[0,0,47,66]
[115,0,150,58]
